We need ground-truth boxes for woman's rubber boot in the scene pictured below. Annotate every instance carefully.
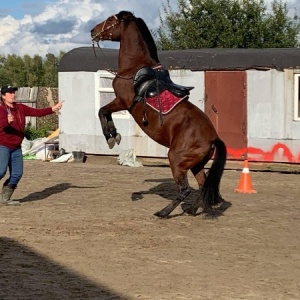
[0,184,20,206]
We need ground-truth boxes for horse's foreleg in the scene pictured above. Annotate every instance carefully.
[107,115,121,146]
[99,109,116,149]
[98,101,123,149]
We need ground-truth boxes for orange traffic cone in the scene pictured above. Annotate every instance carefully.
[234,160,257,193]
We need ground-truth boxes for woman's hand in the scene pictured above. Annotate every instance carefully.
[52,101,64,112]
[7,113,14,124]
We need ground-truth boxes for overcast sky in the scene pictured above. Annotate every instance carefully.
[0,0,299,57]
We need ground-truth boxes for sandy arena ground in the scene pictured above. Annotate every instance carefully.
[0,156,299,299]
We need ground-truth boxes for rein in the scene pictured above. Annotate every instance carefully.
[92,42,134,80]
[92,42,117,76]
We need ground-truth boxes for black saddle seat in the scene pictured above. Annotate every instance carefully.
[133,66,194,100]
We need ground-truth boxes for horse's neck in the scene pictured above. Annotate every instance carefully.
[118,24,159,75]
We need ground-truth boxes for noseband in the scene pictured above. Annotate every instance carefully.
[92,14,119,41]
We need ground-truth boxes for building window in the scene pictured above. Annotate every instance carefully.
[294,74,300,121]
[95,71,129,119]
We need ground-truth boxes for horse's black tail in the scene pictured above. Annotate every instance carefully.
[201,139,227,209]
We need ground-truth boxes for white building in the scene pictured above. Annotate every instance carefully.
[59,48,300,163]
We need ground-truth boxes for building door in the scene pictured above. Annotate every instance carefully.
[205,71,247,160]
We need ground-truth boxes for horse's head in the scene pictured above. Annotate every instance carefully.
[91,11,135,42]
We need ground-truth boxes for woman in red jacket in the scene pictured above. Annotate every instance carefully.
[0,85,63,205]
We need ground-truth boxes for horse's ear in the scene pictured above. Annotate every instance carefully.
[117,11,135,22]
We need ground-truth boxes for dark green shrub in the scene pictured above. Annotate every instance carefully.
[24,123,53,140]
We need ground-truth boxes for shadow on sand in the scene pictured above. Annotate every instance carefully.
[0,237,129,299]
[131,178,231,218]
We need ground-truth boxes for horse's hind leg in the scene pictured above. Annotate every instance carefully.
[154,173,191,218]
[154,151,191,218]
[183,154,226,216]
[181,167,206,215]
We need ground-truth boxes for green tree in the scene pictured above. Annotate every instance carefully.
[0,52,65,88]
[156,0,300,49]
[0,55,9,85]
[23,54,44,87]
[41,53,60,87]
[2,54,26,86]
[263,1,300,47]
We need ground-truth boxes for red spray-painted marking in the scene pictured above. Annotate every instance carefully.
[227,143,299,163]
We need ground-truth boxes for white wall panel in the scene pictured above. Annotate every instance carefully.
[59,70,203,157]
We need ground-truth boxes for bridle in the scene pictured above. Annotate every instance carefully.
[92,15,134,80]
[92,14,119,41]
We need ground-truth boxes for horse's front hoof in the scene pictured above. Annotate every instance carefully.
[107,138,116,149]
[115,133,121,145]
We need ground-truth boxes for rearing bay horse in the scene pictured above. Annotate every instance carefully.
[91,11,228,218]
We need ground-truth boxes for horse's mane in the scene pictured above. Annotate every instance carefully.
[117,11,159,63]
[135,18,159,63]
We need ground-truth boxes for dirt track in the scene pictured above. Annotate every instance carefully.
[1,156,300,299]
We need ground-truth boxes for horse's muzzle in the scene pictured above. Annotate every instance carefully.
[91,29,101,42]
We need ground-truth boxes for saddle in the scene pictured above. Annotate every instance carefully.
[133,66,194,103]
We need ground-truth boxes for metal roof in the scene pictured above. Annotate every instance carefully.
[59,47,300,72]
